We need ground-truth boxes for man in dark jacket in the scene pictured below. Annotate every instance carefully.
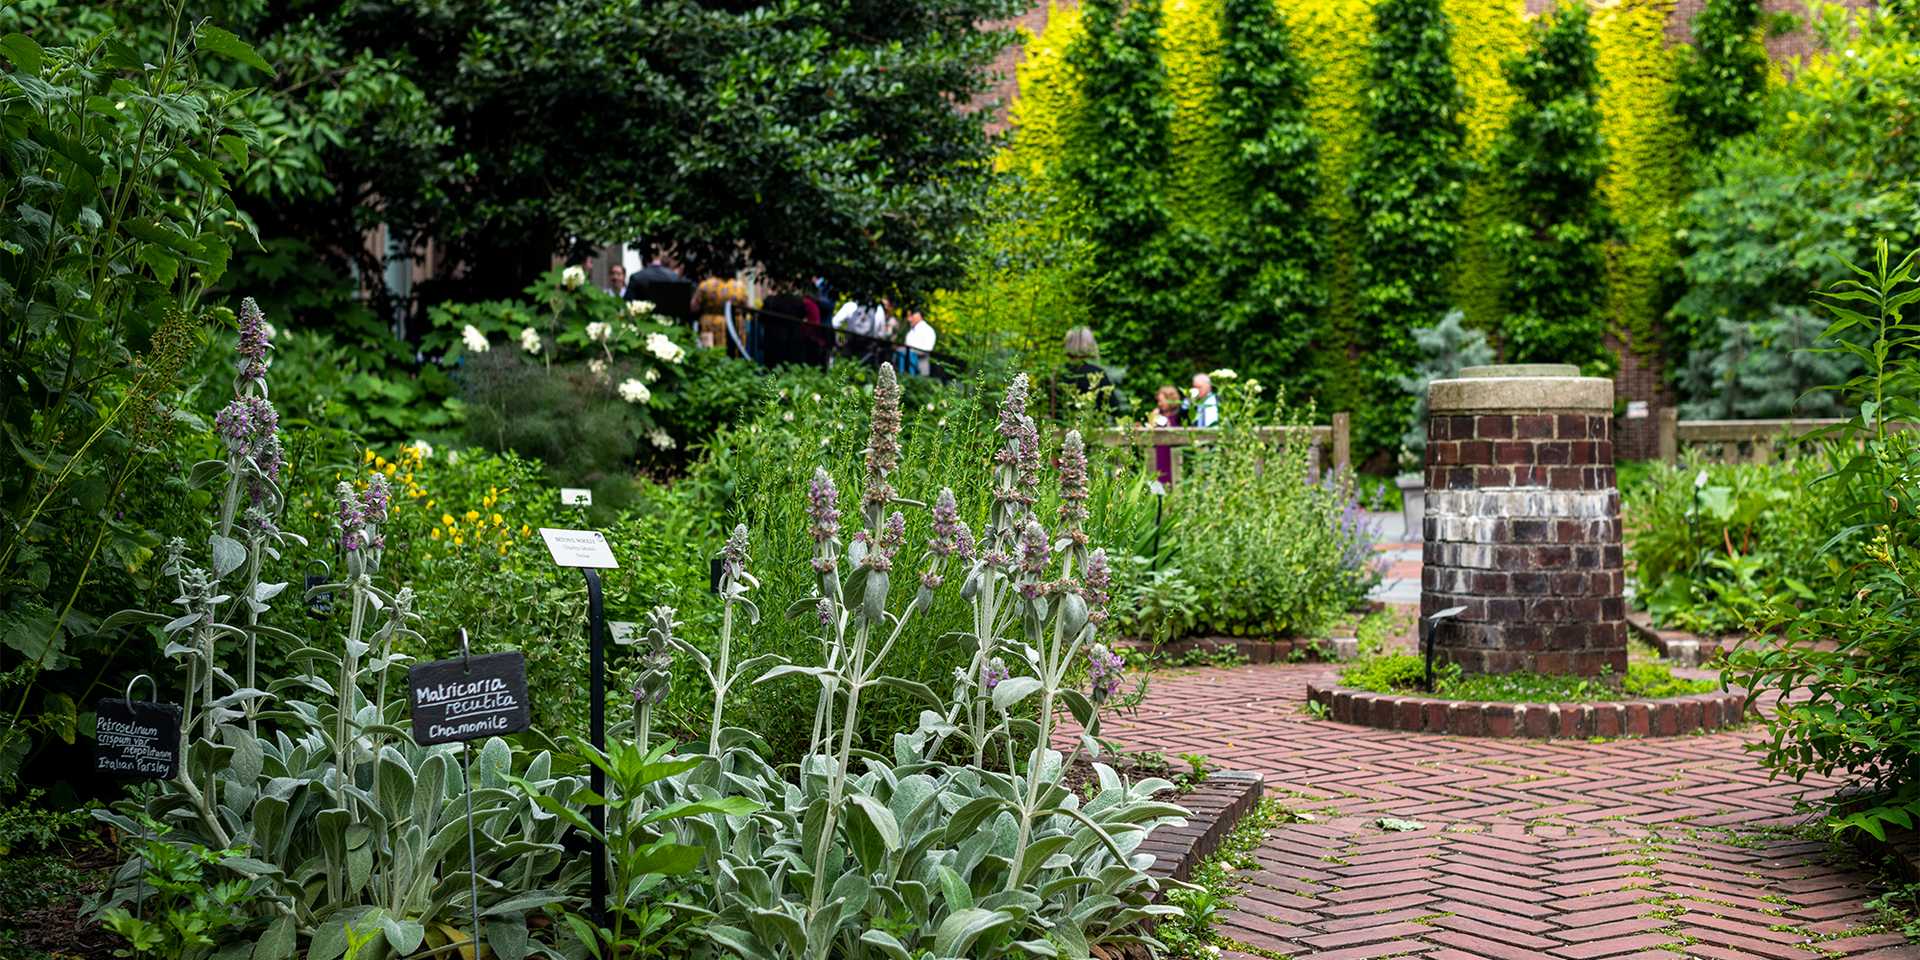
[624,253,694,325]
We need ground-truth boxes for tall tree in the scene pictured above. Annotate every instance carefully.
[1489,2,1613,369]
[1674,0,1769,149]
[1348,0,1470,449]
[1061,0,1185,388]
[1217,0,1326,385]
[8,0,1025,316]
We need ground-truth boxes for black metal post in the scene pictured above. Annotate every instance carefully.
[582,567,607,922]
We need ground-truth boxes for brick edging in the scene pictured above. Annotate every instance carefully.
[1116,636,1347,665]
[1626,610,1736,668]
[1307,683,1748,739]
[1139,769,1264,888]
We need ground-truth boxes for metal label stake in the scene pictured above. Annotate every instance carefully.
[535,527,619,924]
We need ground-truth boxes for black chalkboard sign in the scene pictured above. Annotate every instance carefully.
[94,698,181,780]
[408,651,532,745]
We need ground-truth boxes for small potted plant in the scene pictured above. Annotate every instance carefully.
[1394,310,1493,539]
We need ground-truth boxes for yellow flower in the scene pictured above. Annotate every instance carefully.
[431,528,442,540]
[383,463,397,477]
[376,456,388,469]
[520,524,531,537]
[497,543,508,555]
[425,499,435,509]
[491,513,503,526]
[363,449,375,464]
[454,535,464,546]
[442,514,455,526]
[465,510,480,523]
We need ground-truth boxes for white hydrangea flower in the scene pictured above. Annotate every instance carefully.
[408,440,434,459]
[643,366,659,383]
[586,321,612,343]
[519,327,541,355]
[1246,378,1264,396]
[562,265,587,290]
[782,411,795,422]
[461,325,489,353]
[446,449,461,465]
[1210,368,1237,380]
[647,429,675,450]
[645,332,686,364]
[618,378,651,404]
[589,358,608,378]
[626,300,654,318]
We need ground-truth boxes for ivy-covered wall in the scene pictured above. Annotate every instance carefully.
[1593,0,1688,362]
[988,0,1743,462]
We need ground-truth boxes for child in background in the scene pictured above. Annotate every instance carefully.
[1151,384,1183,484]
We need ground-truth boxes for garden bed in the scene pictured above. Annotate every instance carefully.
[1307,682,1748,738]
[1118,634,1356,665]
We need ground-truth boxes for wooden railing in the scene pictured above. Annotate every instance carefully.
[1655,408,1850,464]
[1098,412,1350,484]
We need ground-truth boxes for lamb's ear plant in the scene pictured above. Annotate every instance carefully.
[681,367,1187,960]
[667,524,783,756]
[93,299,586,960]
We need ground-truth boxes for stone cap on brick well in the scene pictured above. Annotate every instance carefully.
[1459,363,1580,378]
[1430,367,1612,415]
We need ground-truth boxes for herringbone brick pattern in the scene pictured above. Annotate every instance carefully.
[1106,663,1918,959]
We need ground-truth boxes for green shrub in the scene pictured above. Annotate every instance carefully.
[1165,381,1380,638]
[1670,5,1920,404]
[1625,456,1845,635]
[1724,240,1920,841]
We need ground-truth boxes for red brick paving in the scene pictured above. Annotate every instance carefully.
[1104,662,1918,959]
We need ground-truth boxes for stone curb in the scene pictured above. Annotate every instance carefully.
[1306,682,1748,739]
[1139,769,1264,889]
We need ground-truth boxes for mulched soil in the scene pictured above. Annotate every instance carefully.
[2,835,121,960]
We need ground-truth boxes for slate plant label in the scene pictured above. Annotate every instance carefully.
[408,651,532,745]
[94,698,181,780]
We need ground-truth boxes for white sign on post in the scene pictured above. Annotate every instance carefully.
[539,528,619,569]
[1625,401,1649,419]
[560,488,593,506]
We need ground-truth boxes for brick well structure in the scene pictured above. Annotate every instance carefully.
[1421,365,1627,676]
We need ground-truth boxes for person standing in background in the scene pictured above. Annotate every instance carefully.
[692,274,748,352]
[625,252,692,325]
[604,263,627,298]
[1186,372,1219,427]
[1150,384,1183,484]
[901,310,936,376]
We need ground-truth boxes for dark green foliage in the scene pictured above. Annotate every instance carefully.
[1216,0,1327,387]
[1062,0,1195,393]
[1669,7,1920,402]
[1488,3,1614,371]
[1348,0,1471,452]
[1674,0,1769,149]
[1678,307,1862,418]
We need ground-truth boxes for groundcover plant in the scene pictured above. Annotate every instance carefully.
[89,322,1187,960]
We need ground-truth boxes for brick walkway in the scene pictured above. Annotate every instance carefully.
[1107,662,1918,960]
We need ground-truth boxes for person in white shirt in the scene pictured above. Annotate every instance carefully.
[832,300,886,336]
[1187,373,1220,428]
[902,311,937,376]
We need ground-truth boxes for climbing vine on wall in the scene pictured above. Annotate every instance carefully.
[1593,0,1688,362]
[1674,0,1769,149]
[1217,0,1327,384]
[1004,1,1084,182]
[1061,0,1193,389]
[1348,0,1470,451]
[1489,1,1613,370]
[1445,0,1526,335]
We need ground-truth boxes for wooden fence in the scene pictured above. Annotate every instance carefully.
[1098,412,1350,484]
[1656,408,1857,464]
